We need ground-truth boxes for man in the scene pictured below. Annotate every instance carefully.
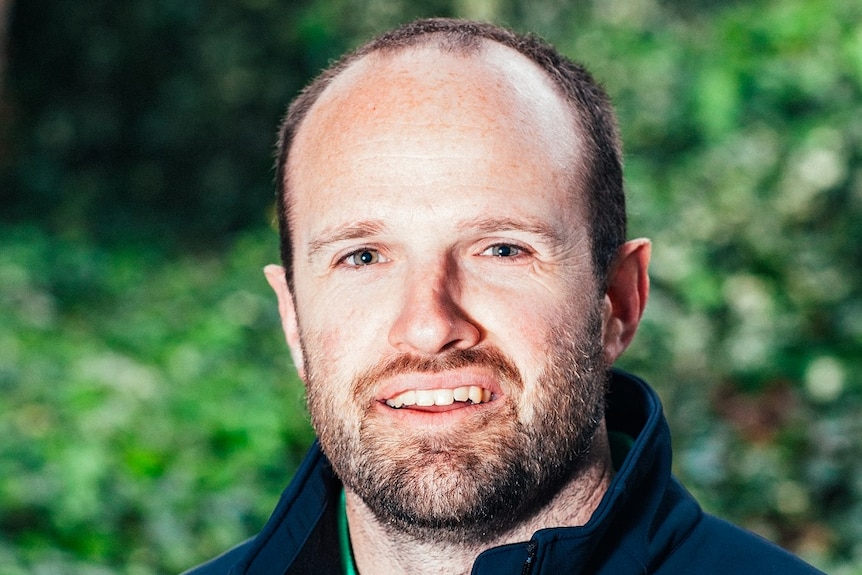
[185,18,823,575]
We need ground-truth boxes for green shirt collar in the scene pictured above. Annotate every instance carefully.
[339,488,358,575]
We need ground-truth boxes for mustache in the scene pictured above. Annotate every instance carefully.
[352,347,523,396]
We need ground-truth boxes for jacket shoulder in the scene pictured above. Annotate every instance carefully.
[654,513,825,574]
[180,538,254,575]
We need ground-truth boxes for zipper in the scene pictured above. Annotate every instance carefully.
[520,540,538,575]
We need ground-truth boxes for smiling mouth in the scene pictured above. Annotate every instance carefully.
[385,386,493,409]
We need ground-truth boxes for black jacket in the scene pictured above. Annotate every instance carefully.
[184,370,824,574]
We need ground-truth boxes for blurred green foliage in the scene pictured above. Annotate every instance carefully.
[1,0,861,573]
[0,226,314,573]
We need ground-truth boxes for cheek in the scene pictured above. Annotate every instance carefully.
[477,293,560,371]
[300,294,390,377]
[302,284,370,339]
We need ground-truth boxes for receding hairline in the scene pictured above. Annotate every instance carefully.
[286,37,584,189]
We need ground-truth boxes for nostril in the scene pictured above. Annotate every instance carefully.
[388,302,481,354]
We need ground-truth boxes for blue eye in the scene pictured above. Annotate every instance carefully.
[345,249,381,266]
[483,244,522,257]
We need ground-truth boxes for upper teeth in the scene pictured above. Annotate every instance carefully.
[385,386,492,408]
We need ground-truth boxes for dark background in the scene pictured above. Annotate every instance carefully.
[1,0,860,572]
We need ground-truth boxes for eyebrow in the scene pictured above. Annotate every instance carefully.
[458,216,564,245]
[306,220,387,261]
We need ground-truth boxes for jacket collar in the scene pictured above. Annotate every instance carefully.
[469,370,702,574]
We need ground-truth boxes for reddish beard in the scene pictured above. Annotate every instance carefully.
[301,305,608,543]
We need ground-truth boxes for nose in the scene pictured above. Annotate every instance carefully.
[387,259,481,355]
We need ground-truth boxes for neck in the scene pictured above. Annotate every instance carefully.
[345,423,615,575]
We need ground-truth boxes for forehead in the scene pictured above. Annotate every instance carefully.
[289,40,580,186]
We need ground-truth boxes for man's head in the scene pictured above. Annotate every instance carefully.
[265,18,650,542]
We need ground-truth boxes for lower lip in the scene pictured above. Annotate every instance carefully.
[373,400,494,425]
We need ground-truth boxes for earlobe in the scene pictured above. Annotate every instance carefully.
[601,239,651,365]
[263,264,306,379]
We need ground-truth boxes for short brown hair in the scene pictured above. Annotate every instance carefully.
[274,18,626,292]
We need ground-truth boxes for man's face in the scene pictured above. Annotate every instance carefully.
[278,44,610,541]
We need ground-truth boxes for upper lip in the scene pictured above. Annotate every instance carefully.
[375,368,505,402]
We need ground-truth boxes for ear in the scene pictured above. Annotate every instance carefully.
[264,264,306,380]
[601,239,651,365]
